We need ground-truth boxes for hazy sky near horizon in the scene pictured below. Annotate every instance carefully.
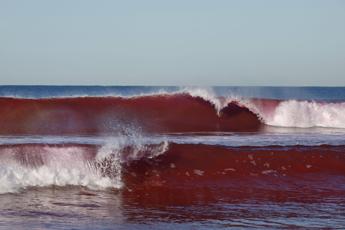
[1,0,345,86]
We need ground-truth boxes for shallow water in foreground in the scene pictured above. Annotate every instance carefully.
[1,179,345,229]
[0,132,345,229]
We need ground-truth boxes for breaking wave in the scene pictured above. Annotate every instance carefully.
[0,136,169,194]
[0,89,344,134]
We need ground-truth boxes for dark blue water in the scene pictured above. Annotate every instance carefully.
[0,86,344,101]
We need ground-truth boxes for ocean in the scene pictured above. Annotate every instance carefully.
[0,86,344,229]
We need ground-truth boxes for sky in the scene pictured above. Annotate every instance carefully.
[0,0,344,86]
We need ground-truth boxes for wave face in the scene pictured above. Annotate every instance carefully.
[0,94,263,135]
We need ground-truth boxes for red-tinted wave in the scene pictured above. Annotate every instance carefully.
[0,94,263,135]
[123,143,345,188]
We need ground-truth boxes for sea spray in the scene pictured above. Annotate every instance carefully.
[0,132,169,194]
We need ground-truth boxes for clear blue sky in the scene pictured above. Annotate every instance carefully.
[0,0,344,85]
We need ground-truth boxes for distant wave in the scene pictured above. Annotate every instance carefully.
[0,89,344,135]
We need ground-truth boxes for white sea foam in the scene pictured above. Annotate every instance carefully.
[0,146,117,194]
[261,100,345,128]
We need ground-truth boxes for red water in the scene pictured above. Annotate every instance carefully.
[1,94,345,228]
